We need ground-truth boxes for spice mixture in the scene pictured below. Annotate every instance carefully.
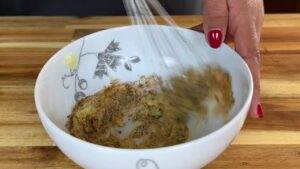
[67,66,234,149]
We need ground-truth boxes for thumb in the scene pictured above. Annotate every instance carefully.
[203,0,228,48]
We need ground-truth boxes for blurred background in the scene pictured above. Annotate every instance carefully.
[0,0,299,16]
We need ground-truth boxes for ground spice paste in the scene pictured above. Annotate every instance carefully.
[67,66,234,149]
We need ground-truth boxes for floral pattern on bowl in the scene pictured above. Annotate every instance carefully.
[136,159,159,169]
[61,38,141,101]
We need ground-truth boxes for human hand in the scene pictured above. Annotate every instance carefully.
[192,0,264,118]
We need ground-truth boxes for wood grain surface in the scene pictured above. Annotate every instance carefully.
[0,14,299,168]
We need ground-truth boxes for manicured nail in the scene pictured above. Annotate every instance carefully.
[257,104,264,118]
[208,29,222,48]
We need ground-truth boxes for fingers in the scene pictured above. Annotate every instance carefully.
[203,0,228,48]
[244,50,263,118]
[228,0,264,118]
[234,23,262,118]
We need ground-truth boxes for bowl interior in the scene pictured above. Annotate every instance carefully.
[35,25,252,142]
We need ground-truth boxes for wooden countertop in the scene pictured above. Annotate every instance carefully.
[0,14,299,168]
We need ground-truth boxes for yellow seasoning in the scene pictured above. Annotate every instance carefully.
[64,53,78,70]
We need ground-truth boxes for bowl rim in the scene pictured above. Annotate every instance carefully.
[34,25,253,153]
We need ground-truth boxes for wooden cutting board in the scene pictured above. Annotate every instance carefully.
[0,14,299,168]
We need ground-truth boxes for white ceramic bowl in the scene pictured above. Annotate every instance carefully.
[35,25,253,169]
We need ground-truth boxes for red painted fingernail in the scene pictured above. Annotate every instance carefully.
[208,29,222,48]
[257,104,264,118]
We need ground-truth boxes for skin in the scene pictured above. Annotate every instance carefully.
[193,0,264,118]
